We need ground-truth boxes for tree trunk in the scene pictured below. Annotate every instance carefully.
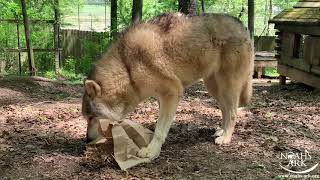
[54,0,61,74]
[189,0,197,16]
[0,57,5,74]
[132,0,143,24]
[20,0,35,76]
[178,0,198,15]
[78,3,80,30]
[267,0,272,35]
[248,0,254,39]
[16,15,22,75]
[201,0,205,13]
[111,0,117,38]
[178,0,189,14]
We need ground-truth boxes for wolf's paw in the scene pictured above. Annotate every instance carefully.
[214,127,224,137]
[137,142,161,160]
[215,134,232,145]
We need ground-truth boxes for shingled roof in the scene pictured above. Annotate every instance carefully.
[269,0,320,25]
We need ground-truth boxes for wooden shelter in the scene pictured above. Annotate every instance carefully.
[269,0,320,88]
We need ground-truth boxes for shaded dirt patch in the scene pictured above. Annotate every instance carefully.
[0,77,319,179]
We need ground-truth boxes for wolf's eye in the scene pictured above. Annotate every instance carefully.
[88,116,93,121]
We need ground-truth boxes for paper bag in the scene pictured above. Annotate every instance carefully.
[95,119,153,170]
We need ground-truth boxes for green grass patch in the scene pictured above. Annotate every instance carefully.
[264,67,279,78]
[43,70,84,85]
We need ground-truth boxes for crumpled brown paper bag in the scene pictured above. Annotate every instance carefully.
[89,119,154,170]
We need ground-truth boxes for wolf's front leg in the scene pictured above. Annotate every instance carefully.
[137,94,179,160]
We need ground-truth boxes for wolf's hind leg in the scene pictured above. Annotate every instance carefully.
[215,90,239,144]
[205,75,241,144]
[203,76,224,137]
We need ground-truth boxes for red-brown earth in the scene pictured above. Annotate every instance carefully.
[0,76,319,179]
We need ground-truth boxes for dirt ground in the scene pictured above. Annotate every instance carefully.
[0,76,319,179]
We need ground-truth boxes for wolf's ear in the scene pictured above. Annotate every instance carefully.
[85,80,101,97]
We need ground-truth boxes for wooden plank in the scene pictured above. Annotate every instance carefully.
[255,51,275,57]
[256,67,263,78]
[275,25,320,36]
[255,57,277,61]
[281,57,311,72]
[270,8,320,25]
[254,60,277,68]
[255,51,277,68]
[254,36,276,51]
[279,75,286,85]
[0,48,55,52]
[278,64,320,88]
[0,19,55,24]
[311,66,320,75]
[294,2,320,8]
[275,38,282,44]
[281,32,294,58]
[305,36,320,66]
[275,46,282,51]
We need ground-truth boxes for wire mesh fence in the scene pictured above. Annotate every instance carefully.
[61,2,110,32]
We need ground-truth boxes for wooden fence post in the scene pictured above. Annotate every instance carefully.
[132,0,142,24]
[20,0,35,76]
[248,0,255,39]
[201,0,205,13]
[189,0,197,16]
[111,0,118,38]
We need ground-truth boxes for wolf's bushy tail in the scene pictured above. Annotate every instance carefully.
[239,42,254,107]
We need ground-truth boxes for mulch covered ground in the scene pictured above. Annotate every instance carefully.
[0,76,319,179]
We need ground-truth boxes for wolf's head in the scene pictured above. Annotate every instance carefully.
[82,79,125,142]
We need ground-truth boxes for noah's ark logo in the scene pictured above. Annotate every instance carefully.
[279,150,318,174]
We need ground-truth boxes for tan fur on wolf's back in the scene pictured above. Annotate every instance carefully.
[82,13,254,161]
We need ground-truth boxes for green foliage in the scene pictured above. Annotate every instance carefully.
[0,0,299,79]
[35,53,55,72]
[44,70,56,79]
[264,67,279,77]
[63,57,76,72]
[43,56,85,84]
[118,0,178,29]
[115,0,299,35]
[0,0,84,19]
[0,0,20,17]
[143,0,177,20]
[43,69,84,84]
[205,0,298,35]
[59,69,84,84]
[77,37,111,75]
[0,0,84,76]
[118,0,132,28]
